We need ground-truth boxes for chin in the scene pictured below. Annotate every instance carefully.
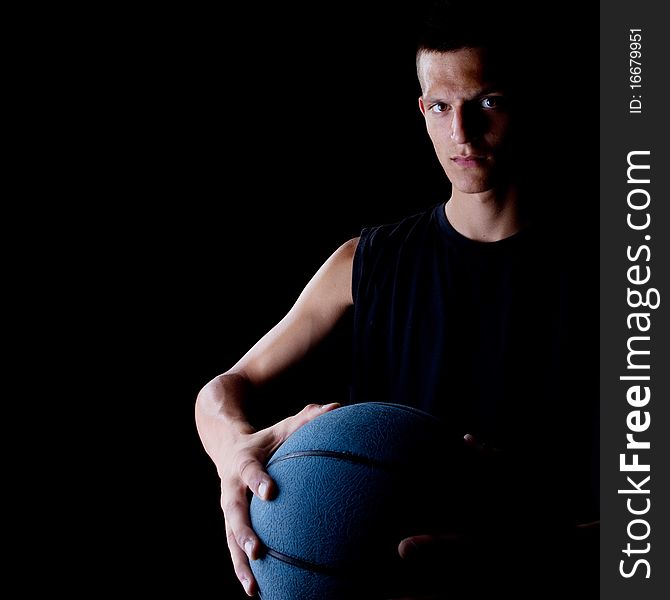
[442,165,492,193]
[450,177,495,195]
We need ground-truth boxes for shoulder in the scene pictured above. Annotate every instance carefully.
[314,237,359,272]
[320,237,359,283]
[300,237,359,309]
[334,237,359,261]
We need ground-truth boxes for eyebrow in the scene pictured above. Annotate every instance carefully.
[422,86,505,103]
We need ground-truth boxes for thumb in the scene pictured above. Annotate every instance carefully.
[274,402,340,442]
[398,533,468,560]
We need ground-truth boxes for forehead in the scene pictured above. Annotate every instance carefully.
[418,48,505,97]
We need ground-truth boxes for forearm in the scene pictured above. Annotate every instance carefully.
[195,372,256,459]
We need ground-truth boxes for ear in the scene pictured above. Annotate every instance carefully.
[418,96,427,116]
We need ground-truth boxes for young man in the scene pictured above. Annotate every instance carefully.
[196,3,598,597]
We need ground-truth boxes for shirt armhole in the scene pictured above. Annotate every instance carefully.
[352,227,372,306]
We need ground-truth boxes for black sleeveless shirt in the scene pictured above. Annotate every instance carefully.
[351,202,598,524]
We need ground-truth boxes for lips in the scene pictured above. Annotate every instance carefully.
[452,155,485,167]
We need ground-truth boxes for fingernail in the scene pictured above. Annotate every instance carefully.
[403,540,418,558]
[258,481,268,499]
[241,576,250,593]
[321,402,340,410]
[244,540,254,559]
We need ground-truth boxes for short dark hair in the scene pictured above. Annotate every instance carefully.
[415,0,522,89]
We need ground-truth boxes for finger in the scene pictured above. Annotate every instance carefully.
[225,521,258,597]
[240,405,340,500]
[463,433,499,455]
[463,433,479,448]
[275,402,340,441]
[221,489,262,561]
[398,533,467,559]
[238,456,276,501]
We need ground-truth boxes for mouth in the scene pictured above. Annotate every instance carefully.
[451,155,486,168]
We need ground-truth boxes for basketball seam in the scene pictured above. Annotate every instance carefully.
[262,546,353,576]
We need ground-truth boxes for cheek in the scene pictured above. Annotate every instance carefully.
[485,117,513,145]
[426,120,453,150]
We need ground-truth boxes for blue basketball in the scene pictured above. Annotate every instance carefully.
[249,402,453,599]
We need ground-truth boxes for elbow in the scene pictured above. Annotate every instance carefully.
[195,373,227,418]
[195,378,215,424]
[194,370,252,417]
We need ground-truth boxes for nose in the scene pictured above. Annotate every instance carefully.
[451,104,485,144]
[450,106,472,144]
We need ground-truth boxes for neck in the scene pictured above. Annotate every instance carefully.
[445,185,523,242]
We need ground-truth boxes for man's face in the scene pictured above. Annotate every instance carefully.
[418,47,515,194]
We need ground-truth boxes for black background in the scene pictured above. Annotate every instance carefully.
[82,2,599,597]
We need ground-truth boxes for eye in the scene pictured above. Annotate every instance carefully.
[430,102,449,113]
[480,96,501,109]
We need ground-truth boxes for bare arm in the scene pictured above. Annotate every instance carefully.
[195,237,358,596]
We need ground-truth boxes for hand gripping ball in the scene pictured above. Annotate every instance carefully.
[250,402,460,599]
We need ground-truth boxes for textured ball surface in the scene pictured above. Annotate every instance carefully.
[249,402,451,599]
